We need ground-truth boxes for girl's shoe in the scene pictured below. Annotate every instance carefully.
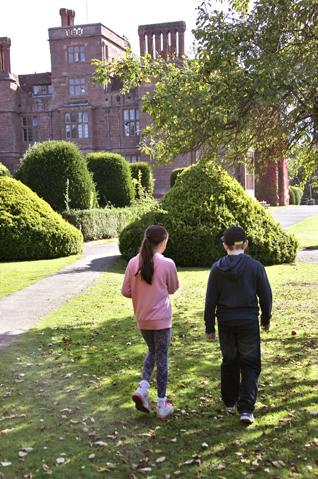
[240,412,254,424]
[132,387,151,413]
[157,399,174,420]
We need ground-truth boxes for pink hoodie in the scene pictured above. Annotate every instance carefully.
[121,252,179,330]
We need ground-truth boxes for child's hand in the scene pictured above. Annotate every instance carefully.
[206,332,216,341]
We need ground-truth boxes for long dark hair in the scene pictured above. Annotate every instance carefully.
[136,225,168,285]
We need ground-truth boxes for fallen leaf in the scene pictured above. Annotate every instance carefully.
[156,456,166,463]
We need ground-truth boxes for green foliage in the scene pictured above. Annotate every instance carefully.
[0,162,11,177]
[86,152,134,207]
[129,162,154,197]
[17,141,96,211]
[93,1,318,175]
[170,168,185,187]
[289,186,296,205]
[63,197,158,241]
[0,177,83,261]
[289,185,303,205]
[120,159,298,266]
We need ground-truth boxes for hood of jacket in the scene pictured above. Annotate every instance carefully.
[213,253,249,280]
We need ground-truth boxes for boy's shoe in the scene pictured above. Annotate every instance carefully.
[132,387,151,413]
[226,405,236,415]
[156,399,174,420]
[240,412,254,424]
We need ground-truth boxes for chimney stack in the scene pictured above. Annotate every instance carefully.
[138,21,186,60]
[0,37,11,74]
[59,8,76,27]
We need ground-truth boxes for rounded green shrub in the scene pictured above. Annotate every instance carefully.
[170,167,185,187]
[0,162,11,177]
[17,141,97,211]
[0,176,83,261]
[129,162,154,197]
[289,186,296,205]
[120,159,298,266]
[86,152,134,207]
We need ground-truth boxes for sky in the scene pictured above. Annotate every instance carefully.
[0,0,227,74]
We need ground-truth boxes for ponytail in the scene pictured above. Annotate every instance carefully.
[136,225,168,285]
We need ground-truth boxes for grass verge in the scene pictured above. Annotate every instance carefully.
[0,260,317,478]
[287,214,318,249]
[0,255,79,300]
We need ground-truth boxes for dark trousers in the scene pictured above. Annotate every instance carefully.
[218,320,261,413]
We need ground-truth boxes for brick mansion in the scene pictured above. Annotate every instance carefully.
[0,8,289,202]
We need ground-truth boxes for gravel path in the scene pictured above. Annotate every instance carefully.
[0,241,120,349]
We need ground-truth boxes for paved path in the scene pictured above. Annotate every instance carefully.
[0,241,120,349]
[270,205,318,264]
[270,205,318,228]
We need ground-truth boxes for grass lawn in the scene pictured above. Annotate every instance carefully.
[287,214,318,249]
[0,255,80,300]
[0,259,317,478]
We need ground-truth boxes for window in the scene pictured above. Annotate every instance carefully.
[69,78,87,96]
[102,42,109,61]
[22,116,39,142]
[68,46,86,63]
[32,84,52,96]
[125,154,139,163]
[65,111,89,139]
[124,109,140,136]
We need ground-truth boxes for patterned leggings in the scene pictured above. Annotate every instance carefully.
[141,328,172,398]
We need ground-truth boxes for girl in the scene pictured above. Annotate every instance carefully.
[121,225,179,420]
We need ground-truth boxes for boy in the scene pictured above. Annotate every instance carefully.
[204,226,272,424]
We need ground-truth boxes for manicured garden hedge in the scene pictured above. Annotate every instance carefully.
[129,162,154,197]
[86,152,134,207]
[63,197,158,241]
[120,159,299,266]
[170,167,185,187]
[0,162,11,177]
[17,141,97,211]
[0,177,83,261]
[289,185,303,205]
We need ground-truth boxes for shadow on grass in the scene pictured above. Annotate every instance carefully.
[0,259,317,478]
[0,312,317,479]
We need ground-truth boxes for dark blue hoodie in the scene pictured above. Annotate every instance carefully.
[204,254,272,333]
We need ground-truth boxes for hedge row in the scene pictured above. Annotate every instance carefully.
[62,197,157,241]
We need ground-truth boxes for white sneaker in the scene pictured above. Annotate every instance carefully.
[132,387,151,413]
[240,412,254,424]
[157,399,174,420]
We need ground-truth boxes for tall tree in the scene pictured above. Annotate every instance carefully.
[93,0,318,177]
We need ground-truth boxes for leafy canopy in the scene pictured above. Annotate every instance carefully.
[93,0,318,177]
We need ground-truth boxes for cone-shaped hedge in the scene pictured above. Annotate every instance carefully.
[0,177,83,261]
[119,160,299,266]
[17,141,96,211]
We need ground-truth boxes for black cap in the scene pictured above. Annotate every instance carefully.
[221,226,247,246]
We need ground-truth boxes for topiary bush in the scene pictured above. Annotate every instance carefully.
[86,152,134,207]
[119,159,299,266]
[17,141,97,211]
[0,162,11,177]
[289,186,296,205]
[170,167,185,188]
[0,177,83,261]
[129,162,154,197]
